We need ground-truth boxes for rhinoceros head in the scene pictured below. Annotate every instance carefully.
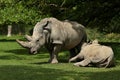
[16,19,51,54]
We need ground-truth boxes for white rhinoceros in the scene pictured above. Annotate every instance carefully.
[16,17,87,63]
[69,40,115,68]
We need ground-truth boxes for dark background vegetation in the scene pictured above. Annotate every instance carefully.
[0,0,120,34]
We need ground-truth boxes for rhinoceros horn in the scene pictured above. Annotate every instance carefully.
[25,34,32,41]
[16,39,31,48]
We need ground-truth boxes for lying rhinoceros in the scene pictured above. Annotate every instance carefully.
[16,17,87,63]
[69,40,115,68]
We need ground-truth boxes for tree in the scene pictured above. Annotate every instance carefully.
[0,0,45,36]
[0,0,120,34]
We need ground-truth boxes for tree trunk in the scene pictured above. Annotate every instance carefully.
[7,25,12,37]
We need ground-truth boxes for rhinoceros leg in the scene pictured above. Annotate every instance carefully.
[48,52,52,63]
[69,54,79,62]
[48,52,58,64]
[98,55,115,68]
[50,45,61,64]
[74,59,90,67]
[69,53,83,62]
[96,62,107,68]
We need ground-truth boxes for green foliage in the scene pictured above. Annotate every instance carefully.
[86,28,120,42]
[60,0,120,33]
[108,13,120,33]
[0,0,120,33]
[0,0,45,25]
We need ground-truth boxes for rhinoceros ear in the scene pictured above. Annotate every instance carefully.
[16,39,31,48]
[92,39,98,44]
[25,35,32,41]
[81,43,88,48]
[43,21,51,32]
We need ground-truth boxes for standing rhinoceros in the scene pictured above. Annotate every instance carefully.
[16,17,87,63]
[69,40,115,68]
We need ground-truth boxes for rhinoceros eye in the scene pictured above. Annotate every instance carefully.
[36,40,39,42]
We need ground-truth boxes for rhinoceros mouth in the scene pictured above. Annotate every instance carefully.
[30,49,38,54]
[17,39,39,54]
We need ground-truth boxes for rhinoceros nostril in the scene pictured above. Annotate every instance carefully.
[33,51,37,54]
[31,50,37,54]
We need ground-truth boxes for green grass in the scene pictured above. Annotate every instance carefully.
[0,32,120,80]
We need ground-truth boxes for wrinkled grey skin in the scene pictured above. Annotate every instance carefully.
[16,17,87,63]
[69,40,115,68]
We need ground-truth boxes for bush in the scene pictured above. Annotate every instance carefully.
[108,13,120,33]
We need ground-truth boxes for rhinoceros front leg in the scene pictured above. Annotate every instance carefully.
[74,59,91,67]
[69,54,79,62]
[48,52,52,63]
[69,53,84,62]
[50,45,61,64]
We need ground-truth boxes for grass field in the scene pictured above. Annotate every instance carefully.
[0,31,120,80]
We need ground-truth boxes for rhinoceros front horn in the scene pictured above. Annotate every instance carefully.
[16,39,31,48]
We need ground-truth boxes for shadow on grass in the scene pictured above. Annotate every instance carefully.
[0,55,27,60]
[5,47,48,55]
[5,49,29,55]
[31,62,49,65]
[2,47,49,60]
[31,58,69,65]
[0,36,26,42]
[0,65,120,80]
[0,39,16,42]
[0,39,25,42]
